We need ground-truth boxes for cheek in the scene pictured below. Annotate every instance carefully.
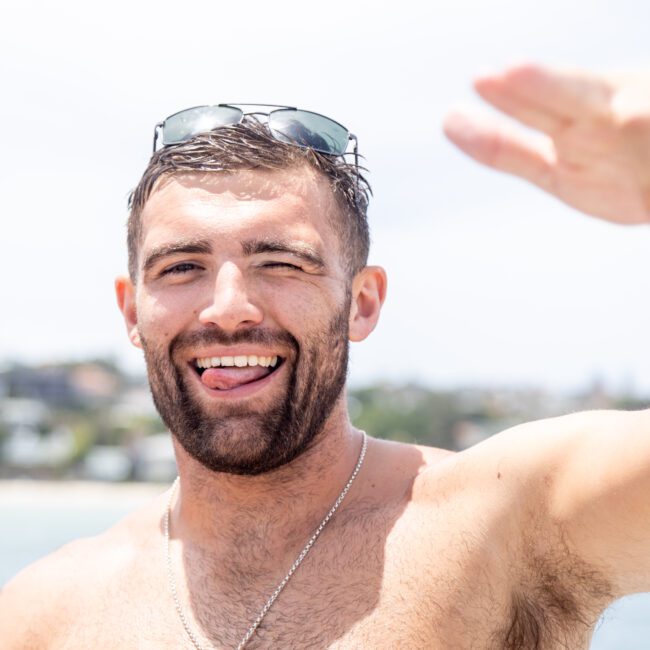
[269,282,340,324]
[269,285,349,346]
[137,291,196,341]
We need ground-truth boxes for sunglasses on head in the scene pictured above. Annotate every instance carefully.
[153,103,359,168]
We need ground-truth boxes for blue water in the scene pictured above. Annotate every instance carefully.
[1,502,648,648]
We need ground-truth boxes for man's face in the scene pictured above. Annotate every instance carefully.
[127,167,354,475]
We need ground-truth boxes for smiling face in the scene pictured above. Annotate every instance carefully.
[116,166,385,475]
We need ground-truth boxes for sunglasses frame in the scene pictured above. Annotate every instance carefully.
[152,103,359,170]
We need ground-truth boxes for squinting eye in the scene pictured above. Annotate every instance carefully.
[262,262,302,271]
[161,263,199,275]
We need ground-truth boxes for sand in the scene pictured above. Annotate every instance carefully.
[0,479,169,507]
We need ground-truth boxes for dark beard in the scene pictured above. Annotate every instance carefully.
[139,300,350,476]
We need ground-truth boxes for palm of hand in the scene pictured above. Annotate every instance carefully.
[444,64,650,225]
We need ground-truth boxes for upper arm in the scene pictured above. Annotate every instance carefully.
[460,408,650,601]
[547,408,650,598]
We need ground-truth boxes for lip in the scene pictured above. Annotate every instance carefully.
[188,358,287,400]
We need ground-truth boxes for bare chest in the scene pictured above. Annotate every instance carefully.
[55,497,601,650]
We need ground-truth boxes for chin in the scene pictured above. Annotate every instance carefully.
[172,414,318,476]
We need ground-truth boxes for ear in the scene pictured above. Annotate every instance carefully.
[115,275,142,349]
[348,266,387,342]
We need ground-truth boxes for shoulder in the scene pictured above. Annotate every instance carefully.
[408,409,608,539]
[0,491,168,648]
[430,407,646,502]
[415,409,595,497]
[414,410,624,609]
[0,536,107,648]
[369,410,606,510]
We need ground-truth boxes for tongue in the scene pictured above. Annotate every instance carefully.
[200,366,273,390]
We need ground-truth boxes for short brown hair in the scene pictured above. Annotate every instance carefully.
[127,117,371,281]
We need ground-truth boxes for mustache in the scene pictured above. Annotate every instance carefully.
[168,326,299,357]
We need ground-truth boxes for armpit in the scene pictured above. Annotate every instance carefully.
[490,520,615,649]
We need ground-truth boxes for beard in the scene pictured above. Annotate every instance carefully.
[139,297,351,476]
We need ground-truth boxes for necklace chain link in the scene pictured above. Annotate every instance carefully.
[164,432,368,650]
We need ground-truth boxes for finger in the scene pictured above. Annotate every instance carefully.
[474,76,569,136]
[443,108,556,190]
[478,63,613,120]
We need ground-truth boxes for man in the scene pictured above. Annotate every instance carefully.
[1,64,649,649]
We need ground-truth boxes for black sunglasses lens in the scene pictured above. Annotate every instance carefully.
[268,109,349,155]
[163,106,243,145]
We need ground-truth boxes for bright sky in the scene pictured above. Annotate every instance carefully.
[2,0,650,394]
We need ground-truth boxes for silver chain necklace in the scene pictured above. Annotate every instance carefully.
[164,432,368,650]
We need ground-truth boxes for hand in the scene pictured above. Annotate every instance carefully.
[443,63,650,225]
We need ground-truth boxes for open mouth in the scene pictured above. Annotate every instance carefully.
[192,354,285,391]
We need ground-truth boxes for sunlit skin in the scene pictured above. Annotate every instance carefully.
[2,64,650,649]
[443,63,650,223]
[115,167,387,551]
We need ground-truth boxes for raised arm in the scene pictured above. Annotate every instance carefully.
[443,63,650,601]
[548,408,650,597]
[457,408,650,602]
[443,63,650,225]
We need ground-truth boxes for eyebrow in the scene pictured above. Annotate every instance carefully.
[241,237,326,270]
[142,238,213,274]
[141,235,327,274]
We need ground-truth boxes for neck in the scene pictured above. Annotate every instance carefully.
[168,402,365,557]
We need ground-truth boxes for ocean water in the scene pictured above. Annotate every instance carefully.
[1,491,648,648]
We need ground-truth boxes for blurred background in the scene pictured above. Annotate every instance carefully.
[1,0,649,646]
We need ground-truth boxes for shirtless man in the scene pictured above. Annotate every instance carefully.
[1,64,649,649]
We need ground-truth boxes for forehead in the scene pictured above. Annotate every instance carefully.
[139,167,342,260]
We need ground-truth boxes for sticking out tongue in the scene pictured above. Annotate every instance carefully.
[200,366,273,390]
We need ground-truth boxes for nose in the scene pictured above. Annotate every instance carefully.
[198,262,264,331]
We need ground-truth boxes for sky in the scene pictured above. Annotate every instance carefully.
[2,0,650,394]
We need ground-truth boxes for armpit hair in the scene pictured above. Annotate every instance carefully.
[491,520,615,649]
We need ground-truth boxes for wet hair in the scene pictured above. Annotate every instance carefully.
[126,116,371,281]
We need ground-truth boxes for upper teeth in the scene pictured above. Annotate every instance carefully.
[196,355,279,369]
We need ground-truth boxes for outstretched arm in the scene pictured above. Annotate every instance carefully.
[443,63,650,224]
[459,408,650,600]
[443,63,650,600]
[548,408,650,597]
